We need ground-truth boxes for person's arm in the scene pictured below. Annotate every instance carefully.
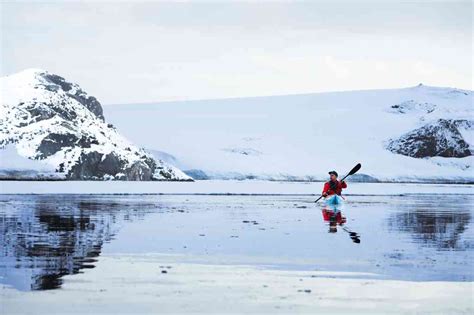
[341,180,347,189]
[322,182,329,196]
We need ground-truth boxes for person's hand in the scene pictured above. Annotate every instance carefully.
[322,193,328,197]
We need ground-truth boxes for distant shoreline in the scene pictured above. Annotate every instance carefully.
[1,180,472,195]
[1,178,473,185]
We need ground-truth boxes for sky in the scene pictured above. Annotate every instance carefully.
[1,0,472,104]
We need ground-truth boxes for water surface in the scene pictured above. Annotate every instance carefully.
[0,193,472,290]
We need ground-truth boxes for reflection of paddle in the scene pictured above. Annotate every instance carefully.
[314,163,362,203]
[342,226,357,237]
[342,226,361,243]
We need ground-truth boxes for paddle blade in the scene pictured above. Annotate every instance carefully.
[347,163,362,176]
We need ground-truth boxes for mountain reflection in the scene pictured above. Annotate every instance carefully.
[387,196,472,251]
[0,195,157,291]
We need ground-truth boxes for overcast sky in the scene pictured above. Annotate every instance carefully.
[1,1,472,104]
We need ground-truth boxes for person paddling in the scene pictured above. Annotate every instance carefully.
[322,171,347,198]
[314,164,360,203]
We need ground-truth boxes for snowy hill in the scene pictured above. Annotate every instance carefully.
[104,84,473,183]
[0,69,191,181]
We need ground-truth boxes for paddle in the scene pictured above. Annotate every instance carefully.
[314,163,362,203]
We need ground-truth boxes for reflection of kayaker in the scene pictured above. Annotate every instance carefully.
[321,208,360,243]
[322,208,346,231]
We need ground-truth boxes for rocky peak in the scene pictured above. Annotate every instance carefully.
[0,69,192,181]
[41,72,104,121]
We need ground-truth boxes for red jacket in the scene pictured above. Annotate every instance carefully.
[322,180,347,196]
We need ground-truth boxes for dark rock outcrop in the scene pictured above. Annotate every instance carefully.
[37,133,80,159]
[124,161,153,181]
[37,133,99,159]
[387,119,472,158]
[43,73,104,121]
[69,152,125,180]
[68,151,165,181]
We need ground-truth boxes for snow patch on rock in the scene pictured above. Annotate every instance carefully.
[387,100,437,115]
[221,147,263,156]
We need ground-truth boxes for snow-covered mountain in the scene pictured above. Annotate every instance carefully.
[104,84,473,183]
[0,69,191,181]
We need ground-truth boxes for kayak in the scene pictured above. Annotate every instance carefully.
[324,194,344,211]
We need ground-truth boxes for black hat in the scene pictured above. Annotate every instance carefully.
[328,171,338,177]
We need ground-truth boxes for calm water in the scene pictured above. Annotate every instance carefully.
[0,193,473,291]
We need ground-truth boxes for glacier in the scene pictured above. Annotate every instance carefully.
[104,84,473,183]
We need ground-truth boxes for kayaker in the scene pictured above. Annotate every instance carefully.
[322,171,347,197]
